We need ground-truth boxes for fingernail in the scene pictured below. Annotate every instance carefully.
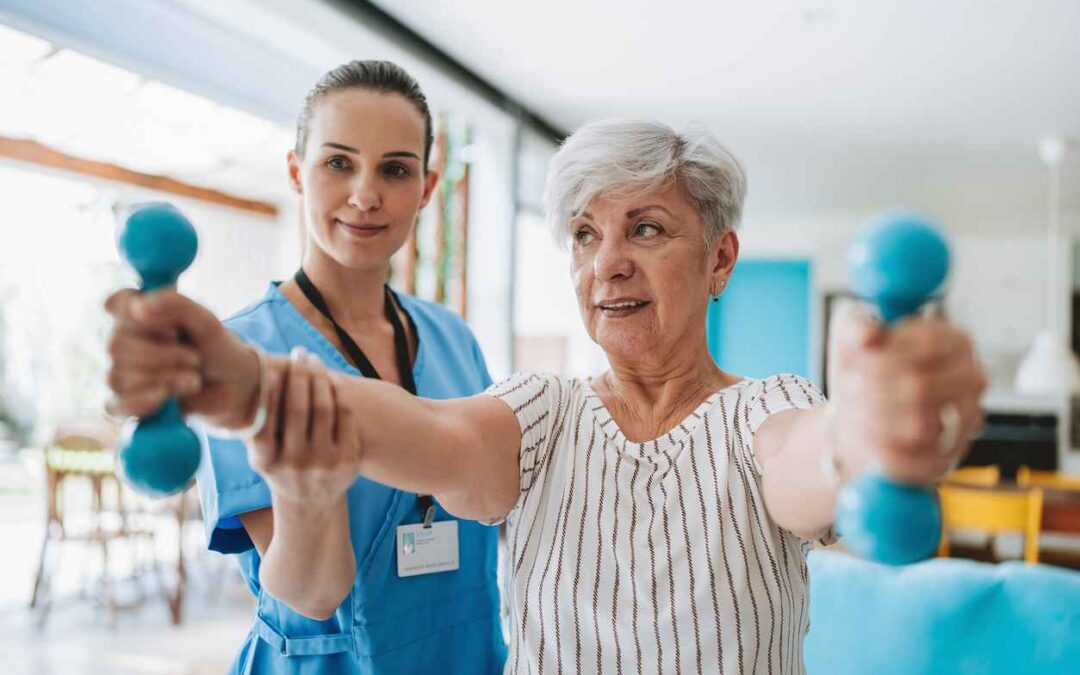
[290,346,307,363]
[306,352,323,369]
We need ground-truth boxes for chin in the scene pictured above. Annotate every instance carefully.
[331,235,403,267]
[595,331,655,363]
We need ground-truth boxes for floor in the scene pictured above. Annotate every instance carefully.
[0,450,255,675]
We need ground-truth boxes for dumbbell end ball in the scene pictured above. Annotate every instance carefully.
[835,474,943,566]
[118,403,202,497]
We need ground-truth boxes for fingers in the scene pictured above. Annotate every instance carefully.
[831,303,887,358]
[279,347,312,466]
[249,348,341,478]
[108,331,201,370]
[105,386,169,419]
[250,358,286,475]
[833,311,988,485]
[309,354,338,465]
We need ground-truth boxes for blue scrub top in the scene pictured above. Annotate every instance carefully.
[197,283,506,675]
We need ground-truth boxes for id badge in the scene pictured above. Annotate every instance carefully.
[396,520,459,578]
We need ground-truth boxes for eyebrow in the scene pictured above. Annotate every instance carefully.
[320,143,420,161]
[626,204,673,218]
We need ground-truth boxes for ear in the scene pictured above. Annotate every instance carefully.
[418,169,440,209]
[287,150,303,195]
[709,229,739,290]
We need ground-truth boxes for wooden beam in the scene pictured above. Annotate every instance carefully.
[0,135,279,217]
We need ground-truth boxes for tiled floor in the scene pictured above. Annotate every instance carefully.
[1,453,255,675]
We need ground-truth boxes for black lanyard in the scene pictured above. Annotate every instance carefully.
[294,268,417,395]
[293,269,434,523]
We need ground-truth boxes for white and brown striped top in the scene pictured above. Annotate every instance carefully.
[485,372,832,675]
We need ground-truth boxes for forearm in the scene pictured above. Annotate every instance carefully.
[258,494,355,620]
[333,374,518,519]
[758,406,867,540]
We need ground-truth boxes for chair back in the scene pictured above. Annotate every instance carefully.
[1017,467,1080,492]
[944,464,1000,487]
[938,485,1043,563]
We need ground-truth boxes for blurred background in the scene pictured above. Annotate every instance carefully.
[0,1,1078,673]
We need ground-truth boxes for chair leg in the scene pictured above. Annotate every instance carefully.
[29,525,51,609]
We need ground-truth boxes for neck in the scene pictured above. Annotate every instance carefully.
[599,333,735,433]
[607,349,723,406]
[296,247,389,325]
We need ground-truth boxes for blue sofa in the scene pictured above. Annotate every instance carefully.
[805,550,1080,674]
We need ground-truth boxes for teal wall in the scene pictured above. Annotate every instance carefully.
[707,259,811,379]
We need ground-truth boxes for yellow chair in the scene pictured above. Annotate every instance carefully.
[944,465,1000,487]
[1017,466,1080,492]
[937,485,1043,564]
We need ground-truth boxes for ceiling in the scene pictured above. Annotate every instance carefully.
[370,0,1080,224]
[0,23,294,208]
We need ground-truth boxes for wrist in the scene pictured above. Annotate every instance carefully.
[820,403,859,489]
[270,490,349,524]
[216,348,269,435]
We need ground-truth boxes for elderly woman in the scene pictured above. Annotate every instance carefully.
[105,119,985,674]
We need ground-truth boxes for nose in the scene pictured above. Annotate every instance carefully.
[592,237,634,283]
[347,169,381,211]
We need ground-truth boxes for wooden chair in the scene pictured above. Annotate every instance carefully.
[30,425,157,625]
[1017,466,1080,492]
[937,484,1043,564]
[944,465,1000,487]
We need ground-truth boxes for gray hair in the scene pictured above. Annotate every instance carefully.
[543,119,747,248]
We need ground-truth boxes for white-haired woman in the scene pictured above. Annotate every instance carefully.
[104,119,986,674]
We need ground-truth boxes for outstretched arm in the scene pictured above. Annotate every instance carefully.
[105,289,522,619]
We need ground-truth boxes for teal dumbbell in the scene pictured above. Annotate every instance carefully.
[834,212,950,565]
[116,203,201,497]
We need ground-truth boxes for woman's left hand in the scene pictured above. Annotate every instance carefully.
[827,309,988,485]
[249,347,363,506]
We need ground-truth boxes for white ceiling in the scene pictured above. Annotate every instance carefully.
[0,23,294,207]
[372,0,1080,224]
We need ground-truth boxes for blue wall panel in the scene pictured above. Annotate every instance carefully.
[707,259,810,379]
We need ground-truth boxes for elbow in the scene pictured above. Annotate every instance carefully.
[259,575,352,622]
[277,591,349,622]
[291,603,340,622]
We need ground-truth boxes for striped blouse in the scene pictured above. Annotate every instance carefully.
[486,372,831,675]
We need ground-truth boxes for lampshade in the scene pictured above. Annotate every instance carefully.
[1015,329,1080,395]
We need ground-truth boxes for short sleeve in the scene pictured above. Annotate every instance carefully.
[482,372,565,522]
[745,373,826,441]
[468,332,494,390]
[193,307,281,555]
[742,374,837,548]
[196,430,271,553]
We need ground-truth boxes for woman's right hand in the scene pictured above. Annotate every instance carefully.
[249,347,363,505]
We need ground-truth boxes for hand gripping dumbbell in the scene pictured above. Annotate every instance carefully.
[115,202,201,497]
[833,212,951,565]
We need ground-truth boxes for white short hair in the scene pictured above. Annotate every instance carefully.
[543,119,747,248]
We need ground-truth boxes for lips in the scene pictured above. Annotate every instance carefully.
[595,298,650,315]
[336,218,388,236]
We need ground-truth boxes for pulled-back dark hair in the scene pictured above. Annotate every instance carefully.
[295,60,434,170]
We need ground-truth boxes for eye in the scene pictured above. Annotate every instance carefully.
[326,156,351,171]
[382,162,411,178]
[573,227,596,246]
[633,221,662,238]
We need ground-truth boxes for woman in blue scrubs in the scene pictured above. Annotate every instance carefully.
[176,61,503,673]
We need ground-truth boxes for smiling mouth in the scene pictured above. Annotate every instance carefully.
[336,218,388,236]
[597,300,650,315]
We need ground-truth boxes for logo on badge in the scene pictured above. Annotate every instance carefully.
[402,532,415,555]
